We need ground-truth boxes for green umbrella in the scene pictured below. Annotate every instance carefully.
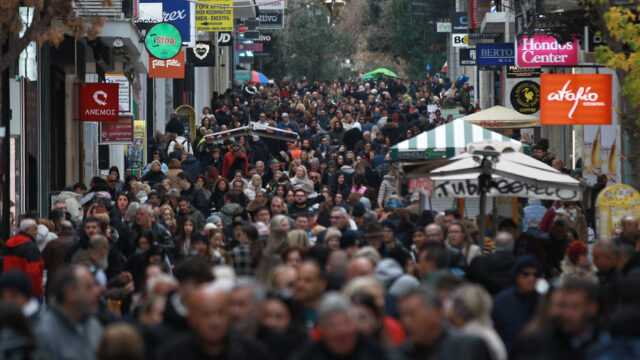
[359,68,399,79]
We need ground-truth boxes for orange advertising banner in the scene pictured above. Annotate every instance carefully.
[540,74,612,125]
[149,50,185,79]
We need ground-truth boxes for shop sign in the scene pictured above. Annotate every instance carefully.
[187,41,215,66]
[258,10,284,30]
[235,70,251,83]
[140,0,194,44]
[81,83,119,122]
[145,22,182,59]
[256,0,284,10]
[452,33,468,47]
[105,74,131,112]
[236,43,263,51]
[101,115,134,143]
[540,74,612,125]
[436,22,451,32]
[516,35,578,68]
[506,66,541,78]
[510,80,540,114]
[459,48,476,66]
[149,50,186,78]
[476,43,514,66]
[217,32,233,46]
[126,120,147,178]
[451,12,468,32]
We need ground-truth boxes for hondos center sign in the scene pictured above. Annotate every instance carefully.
[516,35,578,68]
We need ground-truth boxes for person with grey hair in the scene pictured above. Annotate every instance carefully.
[292,292,388,360]
[2,218,44,299]
[230,277,291,358]
[395,285,491,360]
[468,232,517,294]
[123,204,174,257]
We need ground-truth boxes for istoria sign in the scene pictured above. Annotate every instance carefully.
[81,83,119,122]
[540,74,612,125]
[516,35,578,68]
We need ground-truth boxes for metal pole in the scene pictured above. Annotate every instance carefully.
[479,188,486,252]
[1,40,11,240]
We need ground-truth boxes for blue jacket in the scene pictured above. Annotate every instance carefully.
[523,201,548,231]
[491,288,538,353]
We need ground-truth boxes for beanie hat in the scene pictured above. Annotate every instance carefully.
[515,254,542,275]
[566,240,588,264]
[0,271,32,298]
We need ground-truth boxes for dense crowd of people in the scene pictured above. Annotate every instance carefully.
[0,76,638,359]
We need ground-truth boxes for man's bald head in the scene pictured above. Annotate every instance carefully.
[346,256,375,282]
[425,224,444,244]
[187,285,231,345]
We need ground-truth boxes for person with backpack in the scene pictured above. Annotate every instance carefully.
[167,133,193,156]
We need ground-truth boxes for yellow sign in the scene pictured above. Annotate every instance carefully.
[126,120,147,178]
[596,184,640,241]
[196,0,233,32]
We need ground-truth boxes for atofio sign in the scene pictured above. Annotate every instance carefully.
[81,83,119,122]
[145,23,183,59]
[540,74,612,125]
[516,35,578,68]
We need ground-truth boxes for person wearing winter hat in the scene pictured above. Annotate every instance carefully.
[491,254,541,352]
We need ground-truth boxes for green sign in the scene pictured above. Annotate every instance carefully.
[145,23,183,60]
[235,70,251,83]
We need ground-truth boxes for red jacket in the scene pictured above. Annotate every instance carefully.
[3,232,44,297]
[222,150,249,178]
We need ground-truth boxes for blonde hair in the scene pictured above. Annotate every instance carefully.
[448,284,493,326]
[287,229,310,249]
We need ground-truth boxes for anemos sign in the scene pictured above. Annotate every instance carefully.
[516,35,578,68]
[81,83,119,122]
[540,74,612,125]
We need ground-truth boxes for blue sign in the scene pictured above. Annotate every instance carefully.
[141,0,193,44]
[426,62,431,72]
[476,43,514,66]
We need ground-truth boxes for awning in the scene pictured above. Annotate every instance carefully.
[460,105,539,129]
[389,119,525,162]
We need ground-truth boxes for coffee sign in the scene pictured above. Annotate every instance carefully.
[187,41,215,66]
[145,22,182,59]
[516,35,578,68]
[81,83,119,122]
[540,74,612,125]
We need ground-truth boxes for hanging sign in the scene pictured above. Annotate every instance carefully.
[510,80,540,114]
[452,33,469,47]
[433,178,581,201]
[516,35,578,68]
[476,43,514,66]
[145,22,182,59]
[196,0,233,32]
[540,74,612,125]
[187,41,215,66]
[101,115,134,143]
[80,83,119,122]
[149,50,186,78]
[105,74,131,112]
[459,48,476,66]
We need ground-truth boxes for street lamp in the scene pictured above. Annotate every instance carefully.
[323,0,344,20]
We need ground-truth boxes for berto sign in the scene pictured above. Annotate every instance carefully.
[516,35,578,68]
[81,83,119,122]
[145,23,183,59]
[540,74,612,125]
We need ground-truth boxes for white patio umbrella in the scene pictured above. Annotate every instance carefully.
[460,105,539,129]
[406,145,582,249]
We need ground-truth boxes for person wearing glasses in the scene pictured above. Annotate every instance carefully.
[491,254,541,353]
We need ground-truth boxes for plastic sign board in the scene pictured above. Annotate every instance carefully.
[140,0,194,45]
[452,33,468,47]
[476,43,514,66]
[196,0,233,32]
[540,74,612,125]
[187,41,215,66]
[459,48,476,66]
[81,83,119,122]
[217,32,233,46]
[145,23,182,59]
[516,35,578,68]
[256,0,284,10]
[149,50,186,78]
[236,43,263,52]
[510,80,540,114]
[596,185,640,243]
[436,22,451,32]
[258,10,284,30]
[101,115,134,143]
[105,74,131,112]
[451,12,468,32]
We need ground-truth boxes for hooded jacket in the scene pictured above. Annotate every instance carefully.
[378,174,398,208]
[219,202,243,227]
[2,232,44,297]
[375,258,420,298]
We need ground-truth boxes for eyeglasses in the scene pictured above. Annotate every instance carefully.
[330,216,344,220]
[520,271,540,278]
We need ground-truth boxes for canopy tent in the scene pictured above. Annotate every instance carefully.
[459,105,539,129]
[359,68,399,79]
[389,118,527,162]
[251,70,269,84]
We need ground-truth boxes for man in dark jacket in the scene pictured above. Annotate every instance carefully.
[543,219,571,276]
[2,219,44,299]
[395,285,491,360]
[166,112,184,135]
[293,293,388,360]
[180,154,203,181]
[123,205,174,258]
[158,280,274,360]
[177,172,211,216]
[491,254,541,353]
[512,277,602,360]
